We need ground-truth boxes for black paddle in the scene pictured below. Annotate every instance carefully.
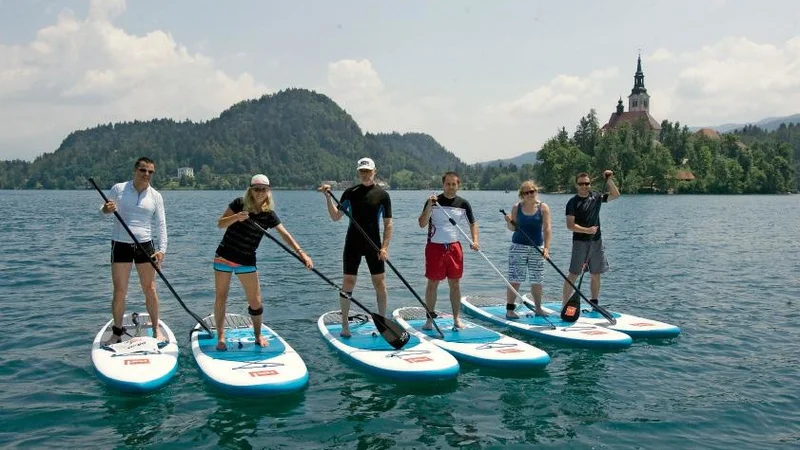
[247,219,410,350]
[434,203,557,329]
[89,177,212,335]
[323,189,445,338]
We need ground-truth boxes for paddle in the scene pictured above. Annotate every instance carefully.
[435,203,557,330]
[322,189,445,338]
[89,177,212,335]
[247,219,410,350]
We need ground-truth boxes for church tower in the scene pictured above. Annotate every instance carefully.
[628,54,650,112]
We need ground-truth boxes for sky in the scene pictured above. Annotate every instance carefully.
[1,0,799,163]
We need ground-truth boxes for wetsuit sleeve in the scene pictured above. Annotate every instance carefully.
[381,192,392,219]
[462,199,476,224]
[155,191,168,254]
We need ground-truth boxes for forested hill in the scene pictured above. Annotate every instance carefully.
[0,88,469,189]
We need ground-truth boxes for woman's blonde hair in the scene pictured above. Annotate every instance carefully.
[243,186,274,213]
[517,180,540,199]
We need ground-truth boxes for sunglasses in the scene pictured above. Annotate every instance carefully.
[251,186,269,192]
[137,168,155,175]
[521,190,537,196]
[577,182,591,186]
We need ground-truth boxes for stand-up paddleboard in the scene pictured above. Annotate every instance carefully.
[191,313,308,395]
[91,312,178,392]
[392,307,550,369]
[461,296,633,349]
[540,299,680,338]
[318,311,459,381]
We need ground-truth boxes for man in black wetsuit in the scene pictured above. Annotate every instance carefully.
[320,157,393,337]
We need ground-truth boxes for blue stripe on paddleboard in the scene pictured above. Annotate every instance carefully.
[326,323,422,350]
[404,318,501,344]
[197,328,287,362]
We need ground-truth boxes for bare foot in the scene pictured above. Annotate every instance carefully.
[453,319,465,329]
[506,310,520,319]
[421,320,433,330]
[339,326,351,338]
[216,340,228,351]
[255,334,269,347]
[153,329,167,342]
[535,309,549,317]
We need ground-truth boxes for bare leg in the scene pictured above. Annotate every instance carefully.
[531,283,547,316]
[109,262,132,344]
[370,273,388,316]
[214,270,233,350]
[448,278,464,328]
[339,274,357,337]
[562,272,580,306]
[423,279,439,329]
[136,262,164,341]
[590,273,601,303]
[506,282,521,319]
[239,271,267,347]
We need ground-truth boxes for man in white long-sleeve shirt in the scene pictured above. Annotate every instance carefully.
[100,157,168,344]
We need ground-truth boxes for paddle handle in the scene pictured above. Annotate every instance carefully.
[89,177,212,335]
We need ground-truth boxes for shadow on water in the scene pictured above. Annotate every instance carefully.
[101,388,175,448]
[203,390,307,449]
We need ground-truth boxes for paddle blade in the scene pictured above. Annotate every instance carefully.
[372,314,410,350]
[561,291,581,322]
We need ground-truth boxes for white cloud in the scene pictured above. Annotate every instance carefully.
[0,0,266,159]
[657,36,800,124]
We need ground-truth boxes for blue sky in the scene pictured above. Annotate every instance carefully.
[1,0,799,163]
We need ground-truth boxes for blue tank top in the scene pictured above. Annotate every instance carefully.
[511,203,543,247]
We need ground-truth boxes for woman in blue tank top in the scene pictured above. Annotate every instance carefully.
[503,180,551,318]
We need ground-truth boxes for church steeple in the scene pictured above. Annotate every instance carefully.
[616,97,624,114]
[628,53,650,112]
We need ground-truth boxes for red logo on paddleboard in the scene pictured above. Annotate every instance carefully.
[249,370,278,377]
[565,306,577,316]
[403,356,433,363]
[497,348,523,354]
[124,358,150,365]
[630,322,654,327]
[581,330,608,335]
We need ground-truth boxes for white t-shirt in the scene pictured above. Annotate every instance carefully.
[102,181,167,253]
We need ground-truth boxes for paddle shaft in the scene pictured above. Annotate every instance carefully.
[325,190,445,337]
[435,204,557,329]
[89,177,212,334]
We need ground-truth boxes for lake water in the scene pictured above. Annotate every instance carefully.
[1,189,798,449]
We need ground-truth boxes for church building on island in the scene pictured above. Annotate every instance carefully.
[602,55,661,132]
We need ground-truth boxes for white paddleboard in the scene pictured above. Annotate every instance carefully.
[461,295,633,349]
[91,312,178,392]
[392,307,550,369]
[318,311,459,381]
[191,313,308,395]
[540,299,681,339]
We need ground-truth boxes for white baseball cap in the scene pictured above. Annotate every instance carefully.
[250,174,270,186]
[357,157,376,171]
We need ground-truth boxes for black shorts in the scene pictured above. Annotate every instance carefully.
[111,241,156,264]
[343,239,384,276]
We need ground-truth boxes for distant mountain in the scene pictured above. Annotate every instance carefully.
[0,88,470,189]
[475,151,538,167]
[692,114,800,133]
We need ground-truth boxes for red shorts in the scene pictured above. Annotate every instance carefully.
[425,241,463,281]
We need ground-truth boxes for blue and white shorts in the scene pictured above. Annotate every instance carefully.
[507,243,545,284]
